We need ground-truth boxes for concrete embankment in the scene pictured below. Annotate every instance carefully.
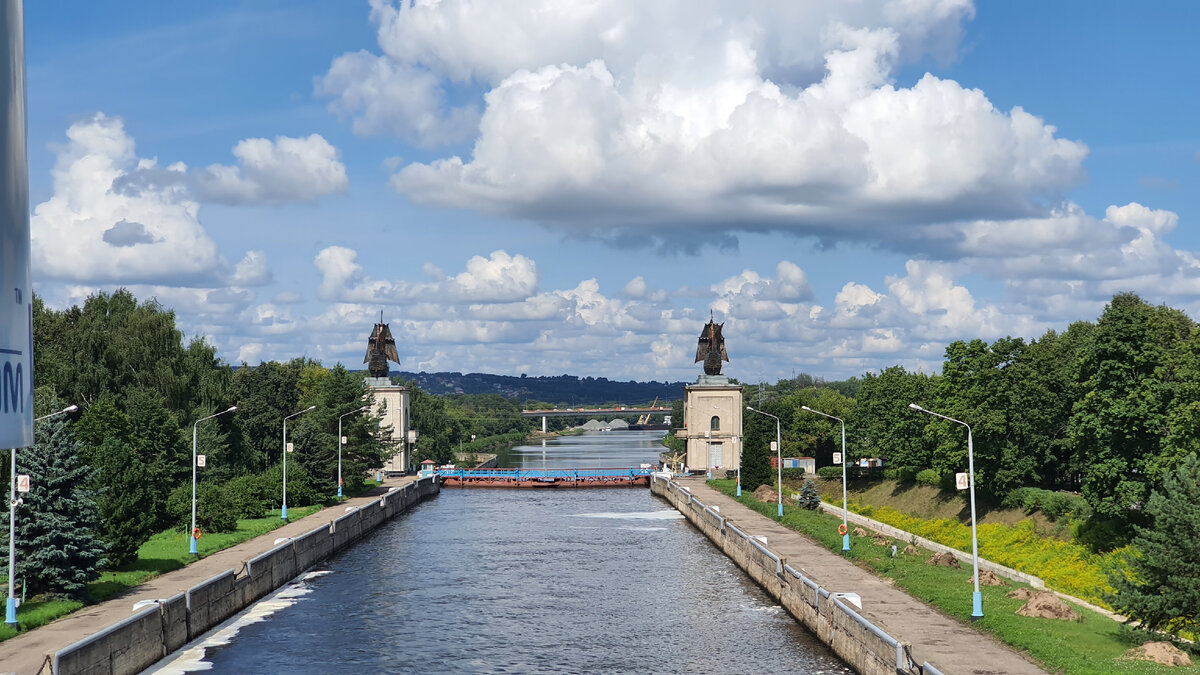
[652,475,1049,675]
[12,476,438,675]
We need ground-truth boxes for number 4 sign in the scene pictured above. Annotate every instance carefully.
[955,472,970,490]
[16,475,30,492]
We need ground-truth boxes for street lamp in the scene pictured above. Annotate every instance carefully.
[282,405,316,520]
[734,435,741,497]
[190,406,237,556]
[337,406,369,498]
[7,404,78,625]
[910,403,983,621]
[746,406,783,517]
[801,405,850,552]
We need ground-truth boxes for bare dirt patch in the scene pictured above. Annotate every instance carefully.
[852,526,869,537]
[752,485,779,503]
[968,569,1008,586]
[902,544,921,556]
[1012,590,1080,621]
[1122,642,1194,667]
[927,552,961,568]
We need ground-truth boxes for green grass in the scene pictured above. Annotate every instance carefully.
[0,505,322,642]
[708,479,1199,675]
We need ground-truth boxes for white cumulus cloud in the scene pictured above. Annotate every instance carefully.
[195,134,348,204]
[31,114,223,285]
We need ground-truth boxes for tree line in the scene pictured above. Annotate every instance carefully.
[3,289,535,601]
[730,293,1196,550]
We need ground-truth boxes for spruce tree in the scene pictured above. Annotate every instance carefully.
[5,419,106,600]
[1105,452,1200,634]
[797,478,821,510]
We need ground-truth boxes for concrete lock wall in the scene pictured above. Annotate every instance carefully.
[54,477,440,675]
[651,476,924,675]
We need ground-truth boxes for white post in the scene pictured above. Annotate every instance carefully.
[282,406,315,520]
[338,406,367,499]
[909,403,983,620]
[192,406,236,554]
[6,446,15,625]
[775,419,782,517]
[746,406,783,517]
[9,405,77,623]
[1,0,30,629]
[802,405,850,552]
[840,420,848,551]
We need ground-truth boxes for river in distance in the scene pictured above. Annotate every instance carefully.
[150,431,850,674]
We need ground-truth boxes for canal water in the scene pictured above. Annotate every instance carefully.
[152,431,849,674]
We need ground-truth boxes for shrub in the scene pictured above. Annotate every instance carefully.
[1002,487,1092,522]
[261,464,323,508]
[780,467,807,480]
[226,473,271,519]
[165,482,238,533]
[817,466,842,479]
[884,466,918,482]
[916,469,941,487]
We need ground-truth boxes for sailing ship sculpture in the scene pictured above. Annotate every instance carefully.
[695,312,729,376]
[364,312,401,378]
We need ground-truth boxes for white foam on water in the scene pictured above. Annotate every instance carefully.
[570,511,684,521]
[618,526,667,532]
[145,571,330,674]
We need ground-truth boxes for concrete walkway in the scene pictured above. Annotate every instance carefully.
[0,476,419,675]
[673,477,1049,675]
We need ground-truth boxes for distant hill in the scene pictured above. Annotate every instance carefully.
[392,371,687,405]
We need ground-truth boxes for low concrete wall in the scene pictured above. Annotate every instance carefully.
[652,476,922,675]
[815,501,1045,588]
[54,477,440,675]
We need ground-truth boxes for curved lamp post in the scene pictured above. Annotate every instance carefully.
[910,403,983,621]
[190,406,237,555]
[282,405,316,520]
[801,405,849,552]
[337,406,369,498]
[746,406,783,517]
[7,404,78,625]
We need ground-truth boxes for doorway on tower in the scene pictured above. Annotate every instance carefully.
[707,442,723,469]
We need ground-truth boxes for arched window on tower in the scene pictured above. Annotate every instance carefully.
[710,415,720,431]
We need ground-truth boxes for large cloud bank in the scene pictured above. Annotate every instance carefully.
[322,0,1094,252]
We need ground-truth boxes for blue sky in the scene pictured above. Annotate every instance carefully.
[24,1,1200,383]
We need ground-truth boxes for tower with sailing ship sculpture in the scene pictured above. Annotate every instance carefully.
[676,312,744,473]
[364,313,413,476]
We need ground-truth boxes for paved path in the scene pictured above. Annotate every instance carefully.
[0,476,419,675]
[674,477,1049,675]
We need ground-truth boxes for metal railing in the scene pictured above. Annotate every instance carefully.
[436,466,654,480]
[660,476,929,675]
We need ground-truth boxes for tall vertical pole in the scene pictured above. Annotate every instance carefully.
[190,424,198,555]
[282,417,288,520]
[337,416,343,499]
[775,419,782,517]
[967,427,982,620]
[1,0,30,628]
[6,446,15,624]
[910,403,983,620]
[735,435,741,496]
[841,419,849,551]
[281,406,314,521]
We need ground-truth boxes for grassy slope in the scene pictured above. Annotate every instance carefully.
[0,505,321,642]
[709,479,1197,675]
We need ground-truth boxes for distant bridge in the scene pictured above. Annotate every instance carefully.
[522,406,671,433]
[520,406,670,418]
